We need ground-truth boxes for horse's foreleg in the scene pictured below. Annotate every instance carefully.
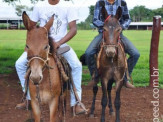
[31,100,41,122]
[107,81,114,116]
[49,96,59,122]
[101,80,108,122]
[90,85,98,117]
[114,85,122,122]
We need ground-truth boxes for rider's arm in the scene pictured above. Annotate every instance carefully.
[93,1,104,28]
[120,0,131,30]
[53,5,78,49]
[54,20,77,49]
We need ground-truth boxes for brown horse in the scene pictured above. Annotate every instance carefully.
[22,12,62,122]
[90,7,128,122]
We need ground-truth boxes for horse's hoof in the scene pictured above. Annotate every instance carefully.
[110,111,115,116]
[89,114,95,118]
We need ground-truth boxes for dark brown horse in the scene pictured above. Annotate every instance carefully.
[22,12,62,122]
[90,7,128,122]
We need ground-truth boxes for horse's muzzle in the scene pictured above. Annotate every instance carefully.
[30,74,43,85]
[104,46,116,58]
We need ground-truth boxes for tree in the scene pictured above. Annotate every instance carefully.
[130,6,154,22]
[153,8,163,18]
[77,5,95,30]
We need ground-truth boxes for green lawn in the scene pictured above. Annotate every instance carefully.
[0,30,162,87]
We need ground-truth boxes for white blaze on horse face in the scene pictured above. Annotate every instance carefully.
[30,60,43,85]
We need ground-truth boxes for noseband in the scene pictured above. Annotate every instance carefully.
[101,42,119,56]
[28,55,49,67]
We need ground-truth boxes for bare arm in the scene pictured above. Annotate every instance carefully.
[53,20,77,49]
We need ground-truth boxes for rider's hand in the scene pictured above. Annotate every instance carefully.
[53,41,61,50]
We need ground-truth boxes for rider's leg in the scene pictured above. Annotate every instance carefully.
[120,33,140,88]
[15,52,31,109]
[85,33,103,81]
[62,47,85,114]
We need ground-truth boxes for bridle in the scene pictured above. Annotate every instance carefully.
[28,55,49,65]
[27,26,50,67]
[27,26,52,84]
[102,15,121,55]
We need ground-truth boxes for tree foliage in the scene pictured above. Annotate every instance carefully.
[77,5,95,30]
[130,6,163,22]
[4,0,163,28]
[153,8,163,18]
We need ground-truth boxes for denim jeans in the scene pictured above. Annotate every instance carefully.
[85,33,103,77]
[85,32,140,82]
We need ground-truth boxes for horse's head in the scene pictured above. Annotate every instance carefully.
[102,6,122,58]
[23,11,54,85]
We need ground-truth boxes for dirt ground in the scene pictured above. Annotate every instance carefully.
[0,72,163,122]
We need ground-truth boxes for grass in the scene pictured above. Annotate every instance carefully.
[0,30,162,87]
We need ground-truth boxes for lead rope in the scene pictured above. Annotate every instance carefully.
[97,41,104,69]
[118,41,130,80]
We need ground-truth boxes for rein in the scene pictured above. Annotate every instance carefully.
[104,15,111,22]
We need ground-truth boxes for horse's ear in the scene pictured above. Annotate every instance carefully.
[101,3,109,20]
[115,6,122,20]
[44,14,54,32]
[22,11,32,30]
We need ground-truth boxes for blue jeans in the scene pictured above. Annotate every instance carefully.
[85,33,103,77]
[85,32,140,82]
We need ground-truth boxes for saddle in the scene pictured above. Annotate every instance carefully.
[57,46,70,55]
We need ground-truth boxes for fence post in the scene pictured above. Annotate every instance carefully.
[149,16,161,87]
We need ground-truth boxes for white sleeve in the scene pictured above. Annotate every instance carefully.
[67,5,79,23]
[30,5,40,22]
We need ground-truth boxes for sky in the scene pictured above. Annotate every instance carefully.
[0,0,163,22]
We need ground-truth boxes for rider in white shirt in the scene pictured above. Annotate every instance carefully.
[15,0,85,115]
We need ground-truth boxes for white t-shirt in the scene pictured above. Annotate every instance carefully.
[30,0,78,47]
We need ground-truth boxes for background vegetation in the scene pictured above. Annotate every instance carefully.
[0,30,162,87]
[3,0,163,30]
[78,5,163,30]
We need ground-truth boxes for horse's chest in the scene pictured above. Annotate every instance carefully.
[40,90,52,103]
[29,81,61,104]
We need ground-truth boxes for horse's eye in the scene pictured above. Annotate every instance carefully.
[44,45,49,50]
[103,28,107,31]
[26,45,29,49]
[117,27,122,33]
[103,27,108,32]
